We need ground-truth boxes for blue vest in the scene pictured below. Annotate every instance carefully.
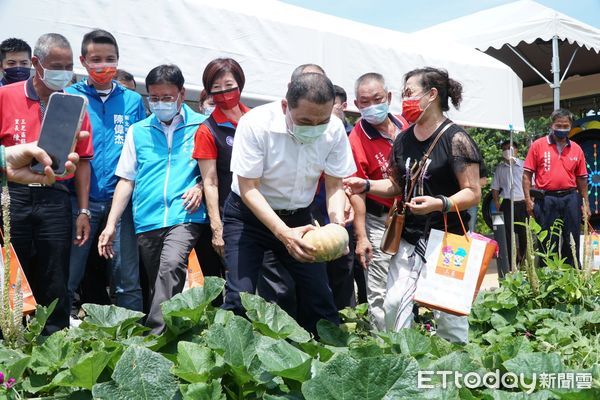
[130,104,208,233]
[66,80,146,201]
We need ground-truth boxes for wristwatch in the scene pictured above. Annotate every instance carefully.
[78,208,91,218]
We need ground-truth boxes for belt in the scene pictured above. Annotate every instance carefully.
[545,189,576,197]
[273,207,309,216]
[8,182,69,192]
[365,198,390,217]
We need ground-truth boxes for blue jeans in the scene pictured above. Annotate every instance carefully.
[467,205,478,232]
[222,193,339,335]
[68,197,142,311]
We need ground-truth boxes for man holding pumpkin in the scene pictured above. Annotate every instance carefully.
[222,72,356,334]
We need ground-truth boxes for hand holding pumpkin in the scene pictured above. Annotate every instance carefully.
[278,225,318,263]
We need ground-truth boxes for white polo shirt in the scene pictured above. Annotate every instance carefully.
[230,101,356,210]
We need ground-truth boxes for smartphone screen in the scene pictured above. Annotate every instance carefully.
[31,93,86,176]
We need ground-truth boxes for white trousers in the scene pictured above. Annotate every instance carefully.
[365,213,392,331]
[383,239,469,344]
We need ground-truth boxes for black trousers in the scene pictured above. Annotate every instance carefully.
[534,191,582,267]
[193,226,226,306]
[500,199,528,264]
[6,184,71,334]
[222,193,339,335]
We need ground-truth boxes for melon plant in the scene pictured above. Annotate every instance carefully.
[303,222,349,262]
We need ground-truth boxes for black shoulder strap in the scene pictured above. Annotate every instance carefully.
[405,120,454,205]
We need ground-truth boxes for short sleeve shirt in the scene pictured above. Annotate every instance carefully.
[391,120,482,244]
[230,101,356,210]
[192,103,250,160]
[523,135,587,191]
[0,79,94,179]
[348,114,408,208]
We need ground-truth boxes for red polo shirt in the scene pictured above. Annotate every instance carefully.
[193,103,250,159]
[523,135,587,191]
[348,114,408,208]
[0,79,94,178]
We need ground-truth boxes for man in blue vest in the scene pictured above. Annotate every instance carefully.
[66,30,146,323]
[98,64,206,335]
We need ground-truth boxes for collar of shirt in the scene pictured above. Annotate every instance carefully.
[547,134,571,147]
[213,102,250,128]
[25,76,40,101]
[502,158,523,167]
[87,79,114,99]
[360,113,404,140]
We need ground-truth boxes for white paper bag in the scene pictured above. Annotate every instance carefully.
[580,234,600,271]
[414,229,492,316]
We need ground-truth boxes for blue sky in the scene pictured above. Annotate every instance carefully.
[280,0,600,32]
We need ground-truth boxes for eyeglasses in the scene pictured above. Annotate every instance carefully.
[401,88,425,99]
[148,95,179,103]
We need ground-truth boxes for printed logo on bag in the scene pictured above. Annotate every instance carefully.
[436,237,469,280]
[226,136,234,146]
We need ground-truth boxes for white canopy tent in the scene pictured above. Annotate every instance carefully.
[416,0,600,270]
[0,0,525,131]
[415,0,600,110]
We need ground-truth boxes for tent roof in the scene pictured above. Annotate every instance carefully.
[415,0,600,87]
[0,0,525,130]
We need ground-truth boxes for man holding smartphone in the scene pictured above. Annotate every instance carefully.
[65,29,146,324]
[0,33,94,334]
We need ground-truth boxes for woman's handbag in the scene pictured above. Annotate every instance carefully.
[379,121,454,255]
[380,200,405,255]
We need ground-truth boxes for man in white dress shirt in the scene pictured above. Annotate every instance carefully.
[222,73,356,334]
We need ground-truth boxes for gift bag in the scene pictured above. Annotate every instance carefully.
[184,248,204,291]
[580,233,600,271]
[0,235,37,314]
[414,212,497,316]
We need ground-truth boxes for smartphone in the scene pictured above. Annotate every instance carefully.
[30,92,87,176]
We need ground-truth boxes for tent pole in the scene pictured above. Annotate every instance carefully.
[552,35,560,110]
[509,126,515,272]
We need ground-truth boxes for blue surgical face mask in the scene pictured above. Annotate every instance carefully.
[149,96,180,122]
[39,66,74,91]
[285,109,328,144]
[360,101,389,125]
[552,129,570,139]
[203,106,215,116]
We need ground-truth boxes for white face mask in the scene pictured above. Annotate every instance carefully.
[39,66,74,91]
[502,148,514,161]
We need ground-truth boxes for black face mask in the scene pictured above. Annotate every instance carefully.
[3,66,31,83]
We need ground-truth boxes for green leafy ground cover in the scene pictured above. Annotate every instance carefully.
[0,262,597,400]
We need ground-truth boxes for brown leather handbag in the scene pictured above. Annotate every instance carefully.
[380,199,405,255]
[379,121,454,255]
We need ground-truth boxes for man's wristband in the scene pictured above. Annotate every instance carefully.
[363,179,370,194]
[78,208,91,218]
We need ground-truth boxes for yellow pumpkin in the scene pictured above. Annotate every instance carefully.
[303,222,349,262]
